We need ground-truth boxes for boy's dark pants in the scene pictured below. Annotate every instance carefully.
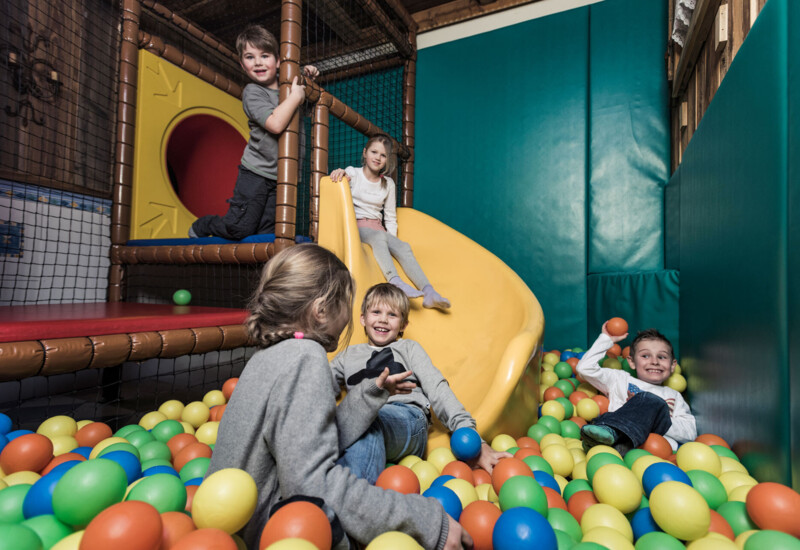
[191,165,276,240]
[591,391,672,448]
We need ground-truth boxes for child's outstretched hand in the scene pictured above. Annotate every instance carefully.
[469,442,512,475]
[601,321,628,343]
[289,76,305,102]
[302,65,320,81]
[375,368,416,396]
[329,168,348,182]
[445,516,473,550]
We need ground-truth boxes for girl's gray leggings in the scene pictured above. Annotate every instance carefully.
[358,227,430,289]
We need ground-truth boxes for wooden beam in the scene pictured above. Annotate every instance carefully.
[413,0,543,33]
[672,0,722,98]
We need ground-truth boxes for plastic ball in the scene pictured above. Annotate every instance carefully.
[441,460,475,484]
[553,362,573,379]
[173,442,212,471]
[40,453,86,476]
[450,427,482,461]
[531,470,560,493]
[22,461,79,518]
[490,434,517,453]
[541,371,559,386]
[719,471,757,496]
[459,500,501,550]
[172,289,192,305]
[179,457,210,483]
[592,463,643,514]
[641,462,692,497]
[536,416,562,435]
[427,446,456,473]
[202,390,226,408]
[664,373,686,392]
[576,399,601,421]
[475,483,498,503]
[192,468,257,534]
[0,523,45,550]
[0,483,32,524]
[139,412,168,431]
[97,442,140,461]
[376,464,420,494]
[473,468,492,486]
[52,458,128,527]
[695,433,730,449]
[523,455,554,476]
[195,422,220,446]
[606,318,628,336]
[554,398,574,419]
[498,475,547,514]
[423,485,463,520]
[547,507,582,542]
[167,433,198,461]
[592,395,610,415]
[541,445,574,478]
[50,530,83,549]
[526,423,551,442]
[563,479,592,502]
[630,507,660,540]
[716,501,757,537]
[745,481,800,537]
[543,387,565,401]
[566,490,598,523]
[539,433,565,450]
[492,506,557,550]
[258,500,332,550]
[742,529,800,550]
[142,465,179,478]
[181,402,210,429]
[649,481,710,541]
[125,472,187,513]
[410,460,440,492]
[492,457,533,495]
[0,433,54,474]
[79,500,162,550]
[125,430,156,451]
[444,478,479,509]
[553,380,575,398]
[586,452,625,484]
[540,401,566,422]
[158,400,185,421]
[149,419,183,443]
[639,434,672,459]
[221,378,238,401]
[160,511,196,550]
[172,528,238,550]
[37,416,78,439]
[560,420,581,439]
[580,503,633,541]
[582,525,635,549]
[686,469,728,510]
[114,424,144,438]
[633,531,684,549]
[707,508,735,540]
[71,423,110,449]
[365,531,423,550]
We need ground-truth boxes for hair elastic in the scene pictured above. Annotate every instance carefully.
[293,331,304,339]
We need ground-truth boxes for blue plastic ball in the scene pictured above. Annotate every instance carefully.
[6,429,34,441]
[22,461,80,519]
[71,446,93,459]
[560,351,577,361]
[450,427,482,461]
[428,475,455,490]
[642,462,693,497]
[102,450,142,485]
[183,477,203,486]
[492,507,557,550]
[630,507,661,540]
[143,465,180,478]
[0,433,8,454]
[0,413,12,435]
[422,485,462,520]
[532,471,560,493]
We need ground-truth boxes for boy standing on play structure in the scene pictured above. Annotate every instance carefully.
[577,322,697,455]
[190,25,318,240]
[331,282,509,484]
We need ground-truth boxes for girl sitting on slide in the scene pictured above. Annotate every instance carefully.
[330,134,450,309]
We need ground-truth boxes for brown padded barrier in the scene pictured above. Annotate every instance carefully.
[111,242,274,265]
[0,325,250,382]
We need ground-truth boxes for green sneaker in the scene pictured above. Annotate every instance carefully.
[580,424,618,449]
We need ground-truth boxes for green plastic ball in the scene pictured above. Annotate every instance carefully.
[555,398,574,419]
[710,445,740,461]
[744,530,800,550]
[522,455,554,476]
[537,416,562,435]
[97,441,140,461]
[717,500,757,536]
[553,362,573,379]
[498,475,547,515]
[560,420,581,439]
[686,469,728,510]
[553,379,575,397]
[125,473,187,513]
[138,440,172,463]
[0,484,32,524]
[586,452,626,485]
[114,424,145,439]
[563,479,592,502]
[624,449,650,468]
[52,458,128,527]
[179,457,211,483]
[554,528,576,549]
[21,515,72,549]
[151,419,184,443]
[527,423,552,443]
[140,458,173,471]
[634,531,684,549]
[125,429,156,449]
[0,524,43,550]
[172,289,192,306]
[548,507,582,541]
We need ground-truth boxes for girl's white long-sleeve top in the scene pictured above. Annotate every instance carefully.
[345,166,398,236]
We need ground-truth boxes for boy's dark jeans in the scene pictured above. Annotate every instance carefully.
[191,165,276,240]
[591,391,672,448]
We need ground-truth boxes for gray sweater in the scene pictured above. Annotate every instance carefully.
[331,339,476,449]
[206,338,449,549]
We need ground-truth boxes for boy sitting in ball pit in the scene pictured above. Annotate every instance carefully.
[331,283,510,483]
[576,322,697,455]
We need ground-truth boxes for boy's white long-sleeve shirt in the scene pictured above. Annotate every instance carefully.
[576,333,697,450]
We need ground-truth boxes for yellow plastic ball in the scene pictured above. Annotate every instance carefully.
[4,471,41,486]
[580,503,633,541]
[444,478,478,509]
[577,383,598,397]
[139,411,168,430]
[264,539,319,550]
[37,415,78,438]
[0,478,7,491]
[50,435,79,456]
[180,421,196,434]
[475,483,500,503]
[366,531,424,549]
[592,464,643,514]
[686,534,738,549]
[586,445,622,462]
[576,398,601,421]
[50,530,84,550]
[541,445,574,478]
[426,446,456,473]
[540,401,566,422]
[665,373,687,392]
[719,471,757,496]
[542,362,555,372]
[195,421,220,446]
[734,530,758,549]
[543,352,560,366]
[581,526,635,550]
[538,385,549,401]
[89,436,129,459]
[192,468,258,534]
[157,400,185,420]
[677,442,722,477]
[727,483,754,503]
[124,477,145,499]
[541,371,559,386]
[673,363,682,375]
[569,448,586,464]
[553,474,568,494]
[490,434,517,453]
[539,433,565,450]
[75,420,93,429]
[631,455,667,482]
[719,456,748,474]
[603,358,622,370]
[411,460,440,493]
[203,390,227,408]
[398,455,422,469]
[649,481,710,541]
[566,438,584,450]
[571,459,588,481]
[181,401,211,428]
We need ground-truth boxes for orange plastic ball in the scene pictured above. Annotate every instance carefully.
[81,500,163,550]
[75,422,113,448]
[0,433,53,474]
[173,528,238,550]
[606,317,628,337]
[543,487,568,511]
[640,433,673,459]
[543,387,565,402]
[459,500,502,550]
[567,490,598,523]
[516,437,540,452]
[167,433,198,461]
[472,468,492,486]
[160,511,197,549]
[221,378,238,401]
[622,346,630,358]
[569,416,588,428]
[173,442,212,471]
[40,452,86,475]
[491,457,533,495]
[184,484,199,514]
[708,509,735,540]
[441,461,476,485]
[592,395,610,415]
[607,344,622,358]
[209,404,227,422]
[569,391,589,406]
[745,482,800,537]
[566,357,579,369]
[259,501,332,550]
[514,448,542,460]
[376,464,421,494]
[696,433,731,449]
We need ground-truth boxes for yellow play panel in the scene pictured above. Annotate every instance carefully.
[131,50,249,239]
[318,177,545,450]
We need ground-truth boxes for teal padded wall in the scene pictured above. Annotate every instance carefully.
[416,7,589,348]
[676,0,790,484]
[415,0,671,349]
[789,0,800,488]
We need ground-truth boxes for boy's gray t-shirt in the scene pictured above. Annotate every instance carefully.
[240,83,279,179]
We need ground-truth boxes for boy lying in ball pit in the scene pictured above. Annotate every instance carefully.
[576,322,697,455]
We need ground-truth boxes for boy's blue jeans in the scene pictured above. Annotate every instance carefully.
[336,402,428,484]
[591,391,672,448]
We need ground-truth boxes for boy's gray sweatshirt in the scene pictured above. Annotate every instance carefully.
[205,338,449,549]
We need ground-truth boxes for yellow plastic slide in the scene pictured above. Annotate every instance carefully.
[318,177,545,450]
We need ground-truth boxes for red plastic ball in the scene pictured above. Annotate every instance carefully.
[745,482,800,537]
[515,437,540,451]
[184,485,199,514]
[259,501,332,550]
[0,433,53,474]
[592,395,610,415]
[441,461,475,485]
[81,500,163,550]
[491,457,533,496]
[566,490,598,523]
[221,378,238,401]
[376,464,421,494]
[173,528,238,550]
[209,404,227,422]
[472,468,492,486]
[708,509,735,540]
[514,448,542,461]
[543,387,565,402]
[75,422,113,448]
[167,433,198,461]
[606,317,628,336]
[543,487,568,511]
[40,452,86,475]
[640,433,673,459]
[695,433,731,449]
[459,500,502,550]
[172,442,212,471]
[160,511,197,549]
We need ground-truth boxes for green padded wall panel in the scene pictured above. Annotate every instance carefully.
[788,0,800,488]
[416,7,590,348]
[678,0,790,484]
[664,168,680,271]
[588,0,669,273]
[587,270,679,357]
